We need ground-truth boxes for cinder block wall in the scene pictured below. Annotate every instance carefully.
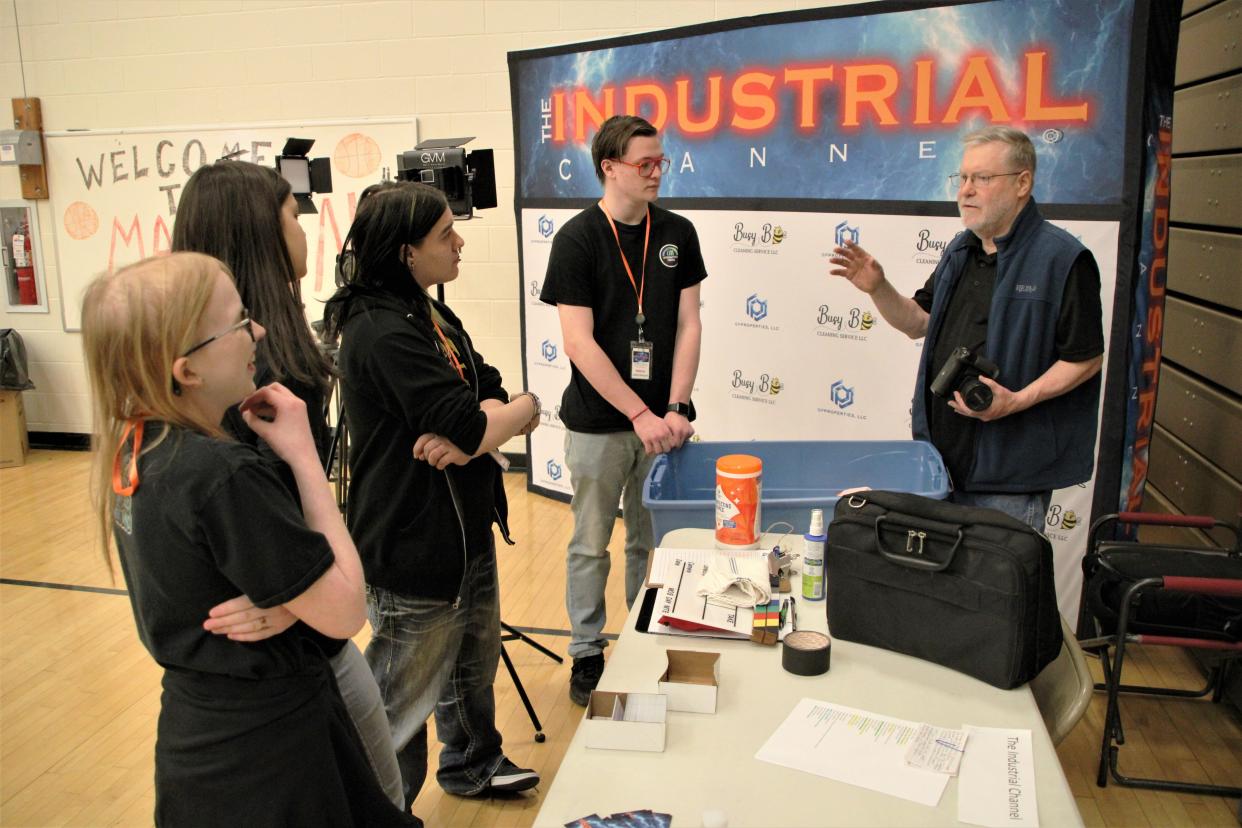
[0,0,826,438]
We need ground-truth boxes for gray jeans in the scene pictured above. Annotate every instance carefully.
[328,640,404,810]
[564,429,656,660]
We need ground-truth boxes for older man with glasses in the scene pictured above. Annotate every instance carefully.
[829,126,1104,532]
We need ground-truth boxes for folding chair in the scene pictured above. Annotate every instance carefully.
[1080,511,1242,796]
[1030,615,1094,746]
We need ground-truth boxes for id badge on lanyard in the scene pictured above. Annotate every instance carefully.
[630,340,652,380]
[601,202,654,382]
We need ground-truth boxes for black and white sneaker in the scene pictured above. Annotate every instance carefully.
[486,757,539,793]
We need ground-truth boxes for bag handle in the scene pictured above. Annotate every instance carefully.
[873,514,964,572]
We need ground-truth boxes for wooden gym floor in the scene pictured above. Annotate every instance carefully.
[1,449,1239,826]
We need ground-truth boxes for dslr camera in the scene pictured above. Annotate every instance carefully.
[930,346,1000,412]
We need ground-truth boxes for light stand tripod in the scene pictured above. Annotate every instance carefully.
[500,622,563,743]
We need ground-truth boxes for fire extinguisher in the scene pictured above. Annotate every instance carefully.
[13,219,37,305]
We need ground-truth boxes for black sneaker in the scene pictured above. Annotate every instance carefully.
[569,653,605,706]
[487,757,539,793]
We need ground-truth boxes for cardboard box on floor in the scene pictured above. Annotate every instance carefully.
[658,650,720,714]
[582,691,667,753]
[0,391,29,469]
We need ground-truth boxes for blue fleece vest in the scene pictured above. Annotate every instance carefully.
[911,200,1101,492]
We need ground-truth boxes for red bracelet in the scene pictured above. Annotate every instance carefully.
[629,406,649,422]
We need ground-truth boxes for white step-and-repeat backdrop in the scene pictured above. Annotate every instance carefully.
[509,0,1172,620]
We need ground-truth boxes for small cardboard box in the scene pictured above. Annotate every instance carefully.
[658,650,720,714]
[582,691,667,753]
[0,391,29,469]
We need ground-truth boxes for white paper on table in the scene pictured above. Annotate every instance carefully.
[755,698,950,807]
[904,723,969,775]
[647,547,714,588]
[646,546,771,588]
[957,726,1039,827]
[657,558,753,638]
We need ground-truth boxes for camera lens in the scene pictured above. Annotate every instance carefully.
[960,378,993,412]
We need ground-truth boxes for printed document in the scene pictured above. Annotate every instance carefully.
[958,727,1039,827]
[755,698,950,806]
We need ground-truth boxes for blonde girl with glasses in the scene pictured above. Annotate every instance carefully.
[83,252,417,827]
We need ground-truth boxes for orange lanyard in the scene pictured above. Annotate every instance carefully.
[599,202,650,339]
[432,318,466,382]
[111,419,145,496]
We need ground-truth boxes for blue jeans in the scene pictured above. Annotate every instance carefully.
[564,429,655,660]
[364,552,503,806]
[328,641,404,809]
[949,489,1052,534]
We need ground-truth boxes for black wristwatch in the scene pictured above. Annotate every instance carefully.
[667,402,691,416]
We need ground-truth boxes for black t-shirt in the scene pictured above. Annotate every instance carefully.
[112,424,335,679]
[540,204,707,432]
[913,240,1104,488]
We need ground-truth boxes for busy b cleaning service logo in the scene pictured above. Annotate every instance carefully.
[814,304,875,341]
[730,369,782,406]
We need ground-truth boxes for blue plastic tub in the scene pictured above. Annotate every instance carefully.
[642,440,949,541]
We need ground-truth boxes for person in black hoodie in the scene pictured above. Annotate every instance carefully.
[323,182,542,807]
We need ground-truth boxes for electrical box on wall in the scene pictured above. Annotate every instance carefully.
[0,202,48,313]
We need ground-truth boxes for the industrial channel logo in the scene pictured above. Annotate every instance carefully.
[537,215,554,238]
[540,339,558,362]
[834,221,860,246]
[830,379,855,409]
[545,459,563,481]
[746,293,768,322]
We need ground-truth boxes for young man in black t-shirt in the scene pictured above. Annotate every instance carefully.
[540,115,707,705]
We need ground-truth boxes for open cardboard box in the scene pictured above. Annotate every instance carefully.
[658,650,720,714]
[582,691,667,753]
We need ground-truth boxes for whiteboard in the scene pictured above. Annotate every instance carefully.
[45,118,418,330]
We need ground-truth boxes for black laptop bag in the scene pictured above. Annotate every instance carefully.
[825,490,1063,689]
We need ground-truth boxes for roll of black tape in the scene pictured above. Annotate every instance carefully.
[782,630,831,676]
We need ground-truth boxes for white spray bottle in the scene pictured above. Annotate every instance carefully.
[802,508,826,600]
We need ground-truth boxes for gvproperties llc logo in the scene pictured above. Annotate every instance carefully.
[730,368,783,406]
[816,378,868,421]
[536,214,554,239]
[736,292,780,331]
[545,458,563,482]
[747,294,767,322]
[834,221,860,246]
[731,221,786,255]
[532,338,565,372]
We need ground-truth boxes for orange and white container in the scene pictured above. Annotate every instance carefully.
[715,454,762,549]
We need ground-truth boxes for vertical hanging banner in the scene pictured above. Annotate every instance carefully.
[1118,0,1181,528]
[511,0,1166,620]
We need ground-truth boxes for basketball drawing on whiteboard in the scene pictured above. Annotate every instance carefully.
[333,133,381,178]
[63,201,99,241]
